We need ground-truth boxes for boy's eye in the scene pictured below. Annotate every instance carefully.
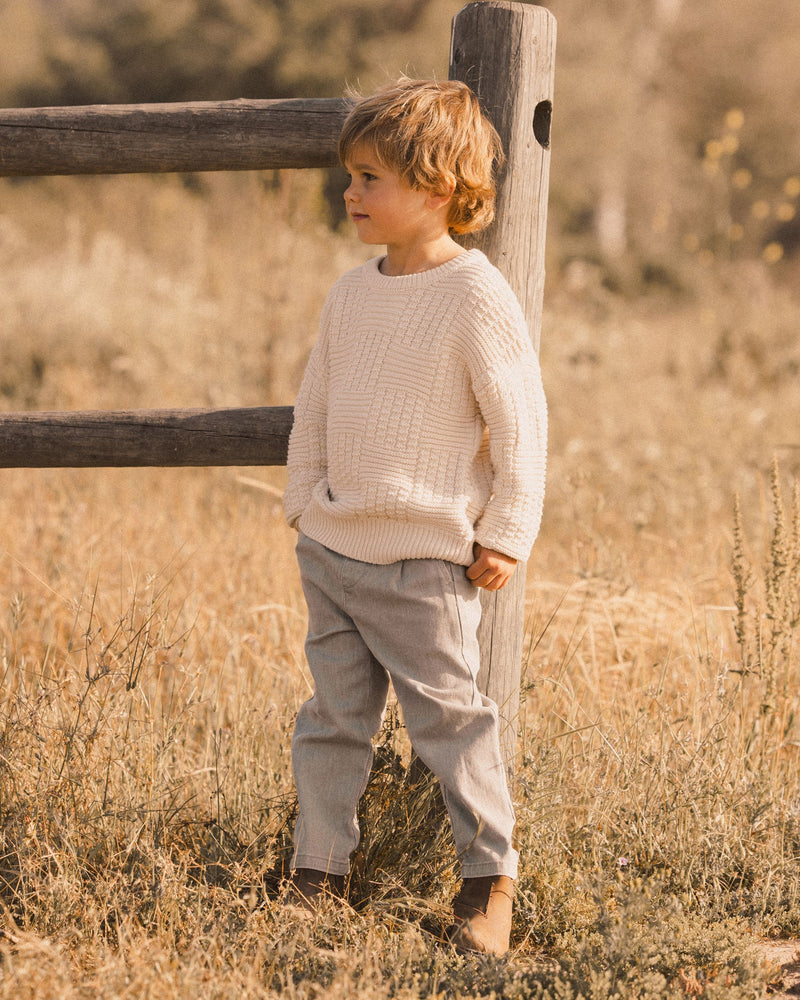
[346,170,377,182]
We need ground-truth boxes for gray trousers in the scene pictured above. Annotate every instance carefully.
[291,532,518,879]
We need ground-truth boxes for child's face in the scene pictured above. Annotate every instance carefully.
[343,144,449,250]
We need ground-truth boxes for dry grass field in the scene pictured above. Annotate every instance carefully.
[1,172,799,998]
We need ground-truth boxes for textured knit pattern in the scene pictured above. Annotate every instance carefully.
[284,249,547,566]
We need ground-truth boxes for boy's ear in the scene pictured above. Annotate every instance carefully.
[426,177,456,210]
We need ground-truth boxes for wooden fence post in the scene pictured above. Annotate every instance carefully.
[449,2,556,775]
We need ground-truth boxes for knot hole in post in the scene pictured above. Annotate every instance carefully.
[532,100,552,149]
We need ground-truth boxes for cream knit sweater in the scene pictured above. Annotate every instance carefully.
[283,249,547,566]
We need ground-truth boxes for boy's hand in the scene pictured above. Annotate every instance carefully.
[467,544,518,591]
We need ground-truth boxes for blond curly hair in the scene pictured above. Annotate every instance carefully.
[338,77,504,235]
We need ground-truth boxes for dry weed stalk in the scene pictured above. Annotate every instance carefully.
[730,458,799,772]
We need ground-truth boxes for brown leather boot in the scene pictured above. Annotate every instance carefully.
[447,875,514,956]
[285,868,347,915]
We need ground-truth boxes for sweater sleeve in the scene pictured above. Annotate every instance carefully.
[282,300,331,530]
[466,284,548,561]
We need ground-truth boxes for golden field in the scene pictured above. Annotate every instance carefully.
[1,171,799,998]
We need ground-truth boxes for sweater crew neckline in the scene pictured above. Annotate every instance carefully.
[364,248,484,288]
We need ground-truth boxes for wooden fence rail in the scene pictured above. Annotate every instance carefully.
[0,98,349,175]
[0,1,557,774]
[0,407,294,468]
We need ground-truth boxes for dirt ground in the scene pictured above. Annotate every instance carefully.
[761,941,800,997]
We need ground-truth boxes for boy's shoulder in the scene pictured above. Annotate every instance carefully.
[452,251,526,319]
[331,256,380,287]
[450,249,514,294]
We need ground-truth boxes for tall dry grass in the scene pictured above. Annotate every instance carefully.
[1,173,799,997]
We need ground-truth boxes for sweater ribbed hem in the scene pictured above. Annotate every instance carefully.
[298,506,476,566]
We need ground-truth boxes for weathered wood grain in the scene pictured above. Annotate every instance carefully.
[0,407,294,467]
[0,98,349,175]
[451,1,556,352]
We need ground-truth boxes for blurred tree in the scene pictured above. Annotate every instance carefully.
[545,0,800,280]
[4,0,454,106]
[0,0,73,104]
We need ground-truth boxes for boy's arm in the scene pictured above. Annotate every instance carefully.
[467,288,548,564]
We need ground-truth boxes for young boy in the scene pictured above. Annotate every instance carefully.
[282,78,547,955]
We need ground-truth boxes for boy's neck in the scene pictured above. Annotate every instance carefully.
[380,235,466,277]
